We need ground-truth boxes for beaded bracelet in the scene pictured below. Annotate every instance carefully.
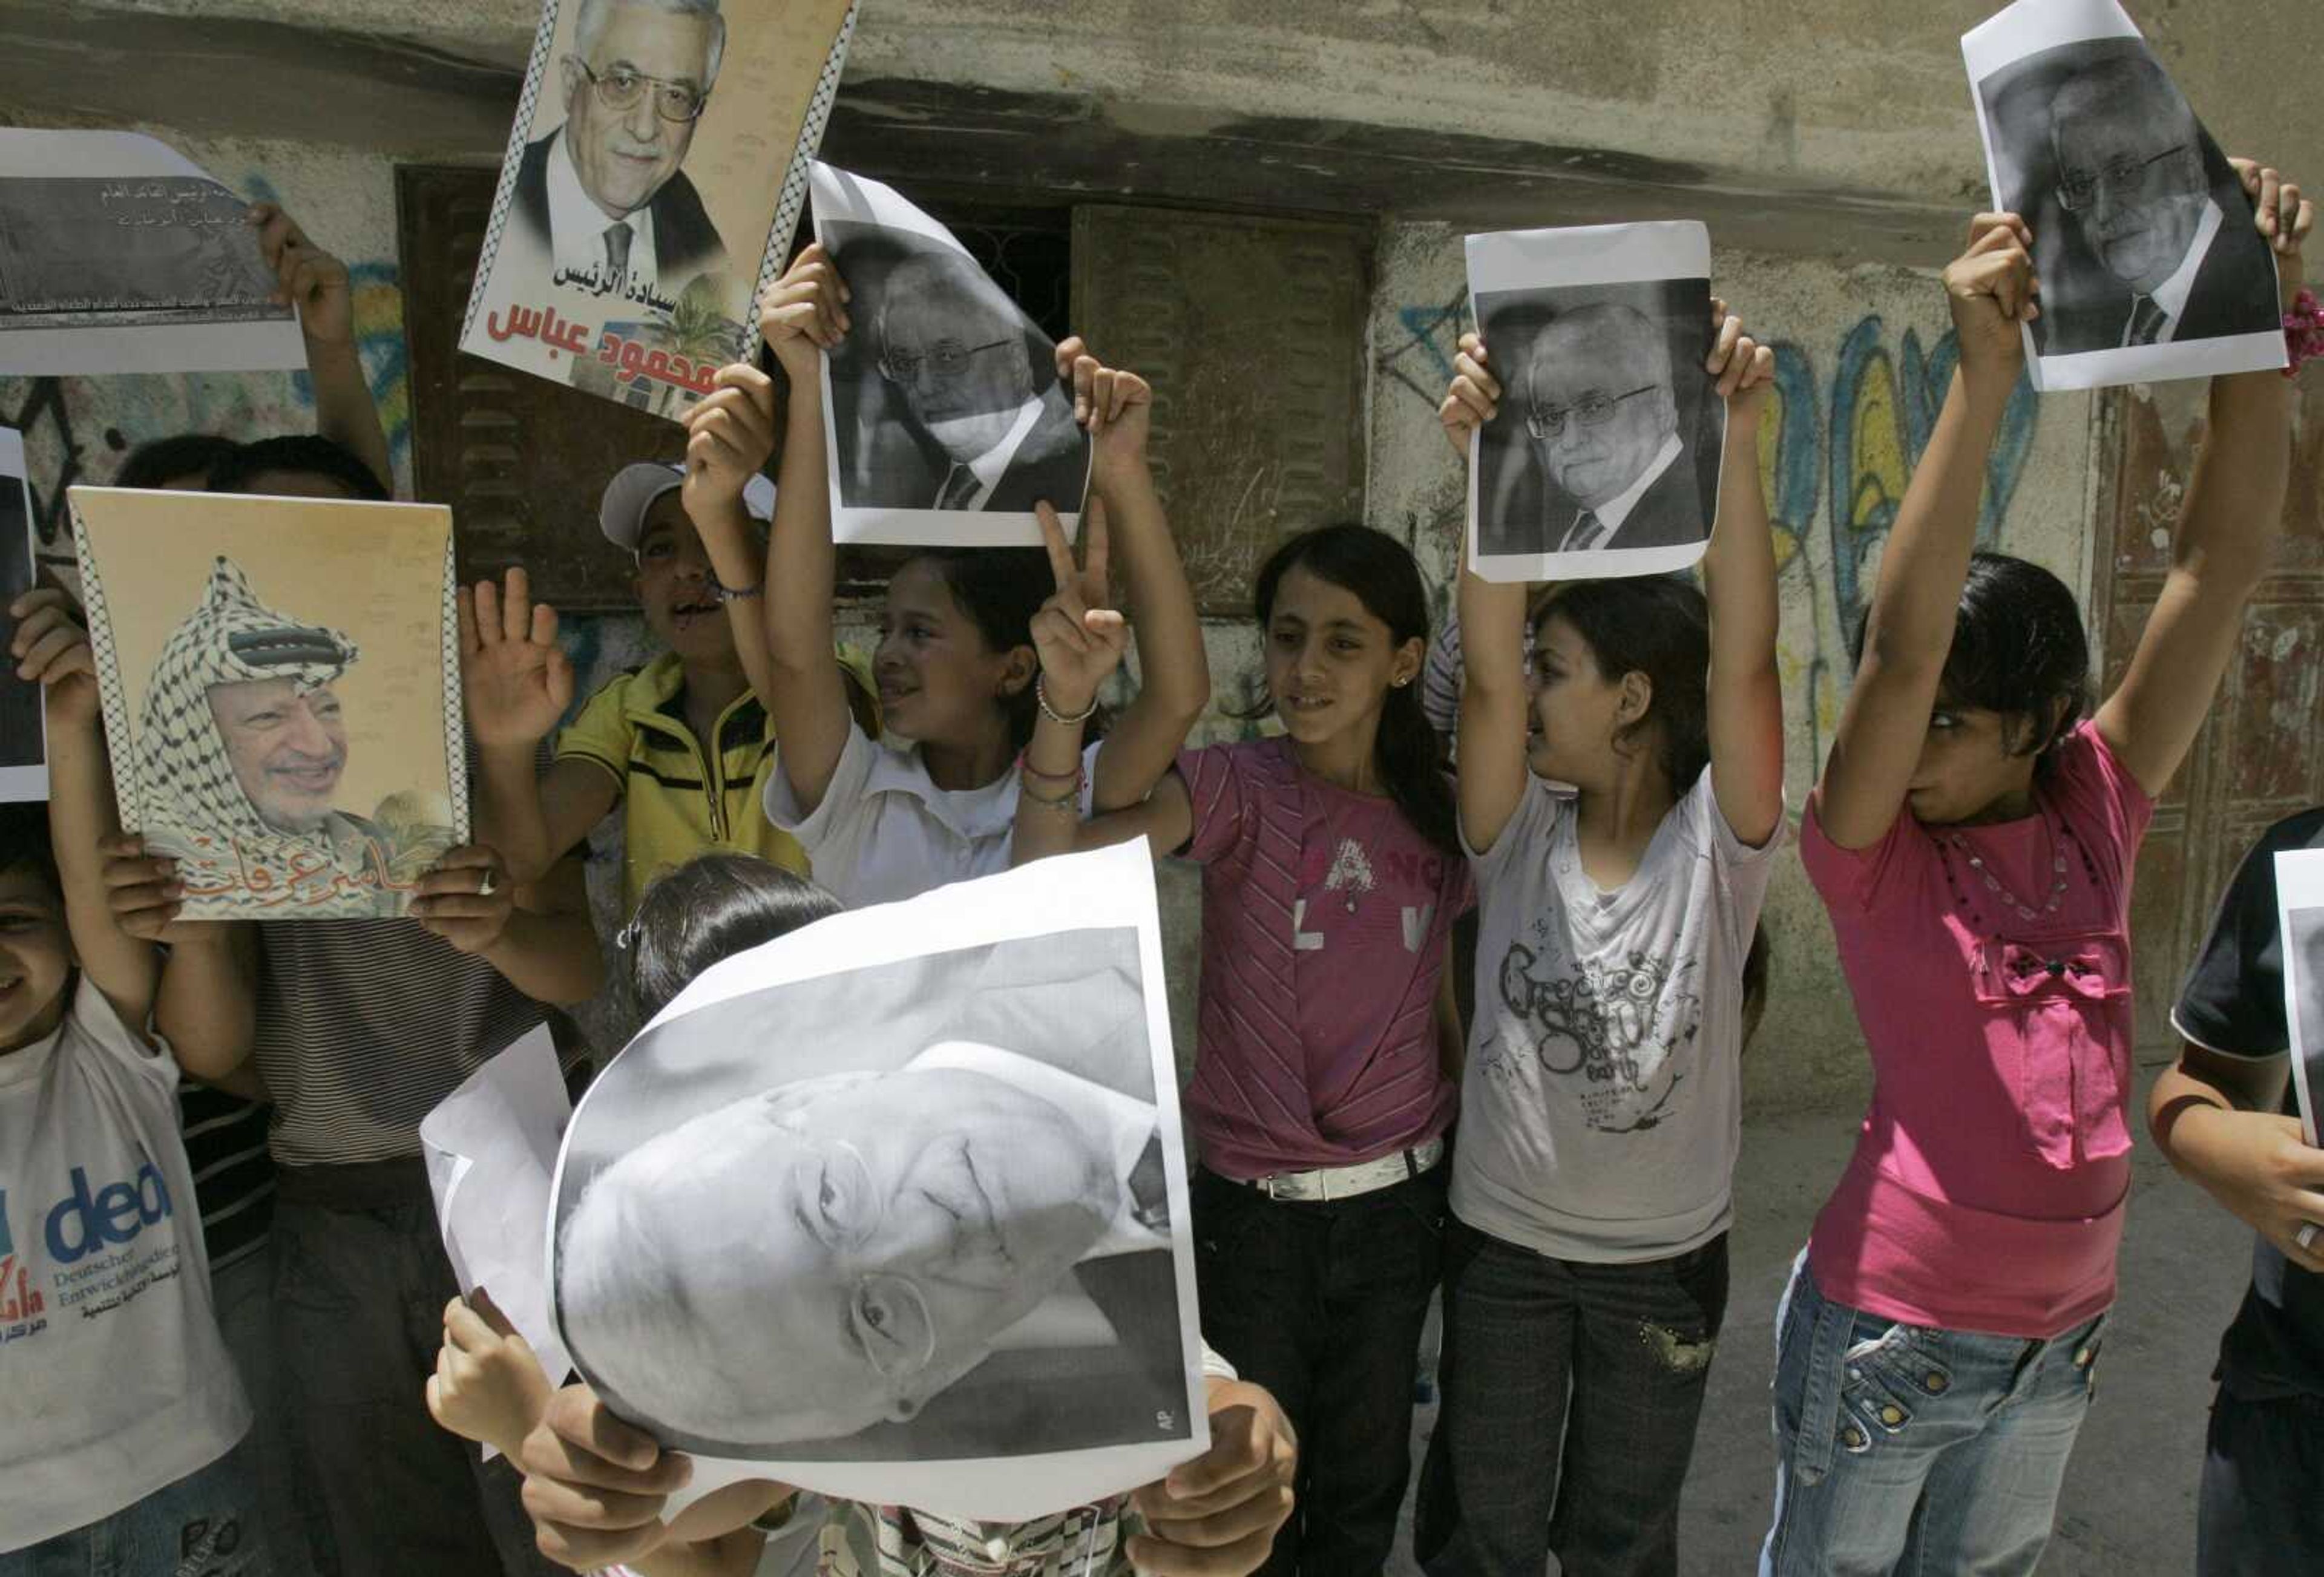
[2286,288,2324,378]
[1036,672,1099,727]
[1019,773,1084,811]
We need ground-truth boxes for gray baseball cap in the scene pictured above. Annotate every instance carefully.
[598,462,776,554]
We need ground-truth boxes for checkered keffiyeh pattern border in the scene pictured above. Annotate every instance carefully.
[459,0,566,348]
[68,496,146,835]
[737,0,861,373]
[438,529,472,843]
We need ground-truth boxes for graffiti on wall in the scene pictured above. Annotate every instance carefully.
[1376,290,2041,762]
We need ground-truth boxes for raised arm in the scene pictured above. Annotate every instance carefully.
[460,569,611,887]
[1439,331,1531,854]
[1051,339,1210,811]
[2094,160,2311,798]
[684,362,783,711]
[1701,301,1785,847]
[11,589,157,1028]
[250,203,393,494]
[1814,215,2037,850]
[754,244,855,817]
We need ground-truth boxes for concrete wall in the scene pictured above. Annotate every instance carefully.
[3,0,2299,1107]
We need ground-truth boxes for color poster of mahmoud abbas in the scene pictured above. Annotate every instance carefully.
[460,0,858,419]
[68,487,467,921]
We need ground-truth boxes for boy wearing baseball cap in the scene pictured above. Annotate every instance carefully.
[464,376,874,920]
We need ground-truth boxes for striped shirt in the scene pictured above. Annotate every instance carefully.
[1172,739,1469,1179]
[251,917,566,1167]
[177,1082,274,1271]
[1419,604,1538,749]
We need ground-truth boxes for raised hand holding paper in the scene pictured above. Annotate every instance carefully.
[421,1022,577,1458]
[809,162,1093,547]
[547,842,1203,1522]
[1963,0,2283,390]
[1465,221,1725,583]
[68,487,468,920]
[461,0,857,419]
[0,131,304,375]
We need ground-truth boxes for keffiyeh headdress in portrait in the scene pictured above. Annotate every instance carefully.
[134,556,389,916]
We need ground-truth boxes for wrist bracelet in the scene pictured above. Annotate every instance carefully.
[1019,773,1083,809]
[1016,749,1082,784]
[2285,289,2324,378]
[1036,672,1099,727]
[711,572,765,603]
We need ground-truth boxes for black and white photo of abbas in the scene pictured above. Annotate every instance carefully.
[821,221,1091,517]
[1975,34,2277,358]
[135,557,452,918]
[1471,281,1722,564]
[552,925,1189,1464]
[513,0,732,304]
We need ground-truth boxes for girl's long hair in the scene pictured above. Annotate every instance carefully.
[1250,524,1460,857]
[1537,574,1710,793]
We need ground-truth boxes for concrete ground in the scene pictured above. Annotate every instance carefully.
[1384,1062,2251,1575]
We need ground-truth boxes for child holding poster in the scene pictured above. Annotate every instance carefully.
[1763,164,2308,1575]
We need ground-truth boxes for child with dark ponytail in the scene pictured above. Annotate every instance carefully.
[1013,516,1470,1577]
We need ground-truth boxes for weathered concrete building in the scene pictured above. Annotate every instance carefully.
[4,0,2319,1110]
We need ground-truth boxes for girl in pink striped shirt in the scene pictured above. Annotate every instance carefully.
[1015,521,1469,1577]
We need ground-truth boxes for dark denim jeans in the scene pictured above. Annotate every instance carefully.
[0,1432,270,1577]
[272,1161,557,1577]
[1192,1162,1447,1577]
[2198,1386,2324,1575]
[1416,1219,1729,1577]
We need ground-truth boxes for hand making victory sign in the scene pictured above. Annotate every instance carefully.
[1030,496,1129,724]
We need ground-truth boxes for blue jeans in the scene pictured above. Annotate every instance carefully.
[1759,1256,2105,1577]
[0,1432,271,1577]
[1191,1163,1446,1577]
[2197,1386,2324,1575]
[1415,1221,1728,1577]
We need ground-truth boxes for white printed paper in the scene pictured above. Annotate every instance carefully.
[2273,849,2324,1148]
[551,841,1204,1522]
[0,131,304,375]
[1963,0,2284,392]
[421,1024,578,1443]
[810,162,1092,548]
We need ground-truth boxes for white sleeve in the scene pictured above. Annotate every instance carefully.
[69,974,180,1092]
[764,719,881,893]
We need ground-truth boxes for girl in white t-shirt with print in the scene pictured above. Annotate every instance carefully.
[1412,301,1788,1577]
[690,246,1206,907]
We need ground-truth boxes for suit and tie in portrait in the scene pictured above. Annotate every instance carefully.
[816,215,1093,526]
[508,0,734,306]
[1472,292,1721,569]
[1973,33,2280,367]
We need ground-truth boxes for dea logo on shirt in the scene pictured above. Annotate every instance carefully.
[19,1153,177,1265]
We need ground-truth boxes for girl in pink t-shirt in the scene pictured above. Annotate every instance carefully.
[1015,523,1469,1577]
[1412,302,1787,1577]
[1765,177,2311,1577]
